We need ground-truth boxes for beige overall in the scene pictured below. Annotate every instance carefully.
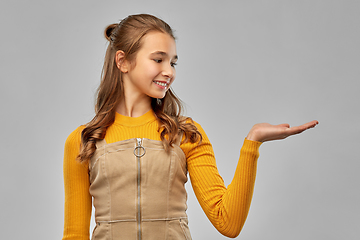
[89,136,192,240]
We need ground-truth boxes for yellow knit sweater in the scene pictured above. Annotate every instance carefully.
[62,110,261,239]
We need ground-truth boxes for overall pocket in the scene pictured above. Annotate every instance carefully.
[167,218,192,240]
[91,222,110,240]
[179,218,192,240]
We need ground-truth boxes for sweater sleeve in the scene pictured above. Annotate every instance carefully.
[181,122,262,238]
[62,126,92,240]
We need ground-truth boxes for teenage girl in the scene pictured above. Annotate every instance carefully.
[62,14,318,240]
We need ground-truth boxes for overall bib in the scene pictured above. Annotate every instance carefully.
[89,136,192,240]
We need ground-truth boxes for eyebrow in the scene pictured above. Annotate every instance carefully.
[150,51,178,60]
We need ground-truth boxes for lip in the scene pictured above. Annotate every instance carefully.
[153,80,170,89]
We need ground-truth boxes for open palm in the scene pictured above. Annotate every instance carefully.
[246,120,319,142]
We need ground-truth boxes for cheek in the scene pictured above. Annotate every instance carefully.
[144,65,160,79]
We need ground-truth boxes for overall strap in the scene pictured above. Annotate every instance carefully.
[95,138,107,149]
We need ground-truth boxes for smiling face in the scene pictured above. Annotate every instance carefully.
[121,31,178,101]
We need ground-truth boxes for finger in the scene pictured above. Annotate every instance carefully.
[285,121,318,136]
[302,120,319,129]
[285,126,307,136]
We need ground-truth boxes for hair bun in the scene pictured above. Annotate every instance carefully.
[104,23,118,41]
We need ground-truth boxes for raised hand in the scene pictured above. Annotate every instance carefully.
[246,120,319,142]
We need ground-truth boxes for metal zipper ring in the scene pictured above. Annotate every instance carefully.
[134,146,146,157]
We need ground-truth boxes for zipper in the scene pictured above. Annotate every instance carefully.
[135,138,144,240]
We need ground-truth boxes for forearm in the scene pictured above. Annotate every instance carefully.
[215,139,260,237]
[185,122,261,237]
[62,163,92,240]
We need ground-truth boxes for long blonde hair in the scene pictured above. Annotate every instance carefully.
[77,14,202,162]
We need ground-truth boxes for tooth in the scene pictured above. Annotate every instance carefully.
[155,81,168,87]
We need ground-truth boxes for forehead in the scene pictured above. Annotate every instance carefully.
[139,32,177,57]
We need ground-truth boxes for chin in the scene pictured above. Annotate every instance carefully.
[149,91,167,99]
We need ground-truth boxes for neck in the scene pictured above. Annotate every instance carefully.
[116,92,152,117]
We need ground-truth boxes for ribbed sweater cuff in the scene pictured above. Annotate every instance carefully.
[242,138,262,157]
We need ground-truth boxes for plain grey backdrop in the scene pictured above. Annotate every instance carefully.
[0,0,359,239]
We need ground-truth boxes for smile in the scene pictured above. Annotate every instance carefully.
[153,81,169,88]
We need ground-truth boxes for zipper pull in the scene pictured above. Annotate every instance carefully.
[134,138,145,157]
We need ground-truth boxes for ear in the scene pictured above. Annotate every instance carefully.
[115,50,130,73]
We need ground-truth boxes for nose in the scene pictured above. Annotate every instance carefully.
[162,63,175,79]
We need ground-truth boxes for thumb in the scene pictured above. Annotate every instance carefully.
[277,123,290,128]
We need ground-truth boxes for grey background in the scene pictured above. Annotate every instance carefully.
[0,0,359,239]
